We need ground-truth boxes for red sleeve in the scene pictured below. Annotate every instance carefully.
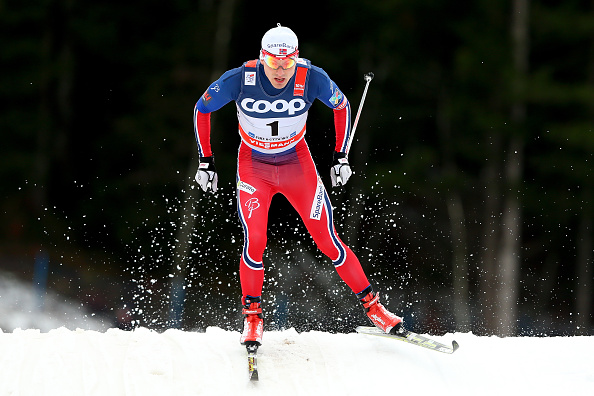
[194,107,212,157]
[333,105,350,153]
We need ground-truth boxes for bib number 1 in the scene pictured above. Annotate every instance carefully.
[266,121,279,136]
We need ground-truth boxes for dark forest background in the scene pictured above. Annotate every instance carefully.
[1,0,592,336]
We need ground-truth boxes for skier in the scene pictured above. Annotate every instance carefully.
[193,24,403,346]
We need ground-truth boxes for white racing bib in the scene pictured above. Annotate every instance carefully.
[237,103,308,153]
[236,59,312,153]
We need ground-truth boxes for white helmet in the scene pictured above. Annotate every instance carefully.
[261,23,298,57]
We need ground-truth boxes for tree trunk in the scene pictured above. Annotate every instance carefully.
[437,88,470,332]
[447,192,471,332]
[169,0,237,327]
[479,134,502,335]
[497,0,529,336]
[37,0,74,210]
[497,139,523,336]
[575,191,592,335]
[576,12,594,334]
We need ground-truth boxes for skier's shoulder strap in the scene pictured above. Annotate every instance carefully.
[244,59,258,68]
[293,58,310,97]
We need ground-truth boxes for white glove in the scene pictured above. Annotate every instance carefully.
[330,152,352,187]
[195,156,218,193]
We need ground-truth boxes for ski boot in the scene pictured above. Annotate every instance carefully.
[240,296,263,346]
[359,288,404,335]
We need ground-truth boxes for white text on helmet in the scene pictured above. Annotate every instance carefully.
[267,43,295,50]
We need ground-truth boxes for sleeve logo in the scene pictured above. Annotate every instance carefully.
[329,88,343,107]
[202,91,212,104]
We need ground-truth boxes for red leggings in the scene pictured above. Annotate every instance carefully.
[236,139,370,303]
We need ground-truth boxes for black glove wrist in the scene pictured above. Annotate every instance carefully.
[199,156,216,171]
[332,151,348,166]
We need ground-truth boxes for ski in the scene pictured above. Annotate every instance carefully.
[246,344,259,381]
[356,326,459,354]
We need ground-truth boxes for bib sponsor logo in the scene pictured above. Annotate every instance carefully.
[245,72,256,86]
[310,177,325,220]
[238,124,306,152]
[294,82,305,97]
[245,136,300,150]
[237,180,256,195]
[240,98,306,116]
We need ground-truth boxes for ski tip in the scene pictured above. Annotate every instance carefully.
[451,340,460,352]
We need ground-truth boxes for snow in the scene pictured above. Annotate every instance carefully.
[0,271,109,332]
[1,272,593,395]
[0,326,592,395]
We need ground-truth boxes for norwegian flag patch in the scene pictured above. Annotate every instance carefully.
[245,72,256,86]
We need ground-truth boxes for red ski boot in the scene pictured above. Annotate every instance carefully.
[240,297,263,346]
[360,291,404,334]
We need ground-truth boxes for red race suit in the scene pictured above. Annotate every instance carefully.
[194,58,371,303]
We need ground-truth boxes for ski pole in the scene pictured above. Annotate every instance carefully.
[345,72,374,155]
